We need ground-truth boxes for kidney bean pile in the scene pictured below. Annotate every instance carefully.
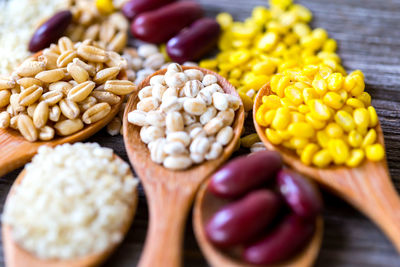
[205,150,323,265]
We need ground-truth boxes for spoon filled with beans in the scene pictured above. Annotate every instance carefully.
[123,63,245,267]
[0,37,136,176]
[193,151,324,267]
[253,66,400,252]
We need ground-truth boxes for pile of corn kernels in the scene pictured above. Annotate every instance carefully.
[256,66,384,167]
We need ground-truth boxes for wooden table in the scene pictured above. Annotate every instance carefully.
[1,0,400,266]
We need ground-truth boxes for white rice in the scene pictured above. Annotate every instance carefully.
[0,0,71,75]
[2,143,138,260]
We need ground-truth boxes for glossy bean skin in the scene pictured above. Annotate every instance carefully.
[208,151,283,198]
[167,18,220,64]
[243,214,316,265]
[131,1,203,44]
[29,10,72,52]
[206,189,282,248]
[277,169,323,218]
[122,0,176,20]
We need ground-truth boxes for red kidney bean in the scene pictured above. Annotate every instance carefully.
[122,0,176,20]
[277,169,323,218]
[208,151,283,199]
[130,1,203,44]
[243,214,315,265]
[29,10,72,52]
[166,18,220,64]
[206,189,282,248]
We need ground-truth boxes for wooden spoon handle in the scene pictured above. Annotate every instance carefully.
[327,161,400,252]
[138,182,195,267]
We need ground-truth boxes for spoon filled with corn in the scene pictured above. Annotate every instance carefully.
[253,65,400,252]
[0,37,136,177]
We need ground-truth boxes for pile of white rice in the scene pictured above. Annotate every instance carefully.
[2,143,138,259]
[0,0,71,75]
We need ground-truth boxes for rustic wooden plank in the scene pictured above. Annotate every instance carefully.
[1,0,400,266]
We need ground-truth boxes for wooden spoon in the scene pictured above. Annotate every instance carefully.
[123,66,245,267]
[253,84,400,252]
[2,155,139,267]
[193,179,324,267]
[0,52,125,177]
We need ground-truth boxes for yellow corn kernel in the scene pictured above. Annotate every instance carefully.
[338,89,348,100]
[230,50,251,65]
[199,59,218,70]
[309,99,331,121]
[216,12,233,29]
[284,86,303,105]
[357,92,372,107]
[272,107,290,130]
[282,140,295,149]
[346,149,365,167]
[345,74,365,96]
[288,122,315,138]
[365,144,385,162]
[323,38,337,52]
[219,62,235,72]
[353,108,370,130]
[312,28,328,42]
[280,98,297,110]
[243,75,270,90]
[96,0,114,14]
[348,130,363,148]
[255,104,269,126]
[241,133,261,148]
[305,113,326,130]
[239,92,253,111]
[284,33,298,46]
[341,105,353,115]
[252,61,276,75]
[291,4,312,22]
[294,82,309,90]
[326,122,343,138]
[328,138,350,164]
[300,143,319,165]
[323,92,344,109]
[270,0,293,9]
[264,110,277,126]
[318,65,333,79]
[277,129,292,140]
[312,149,332,167]
[346,98,365,109]
[302,87,318,104]
[266,128,283,145]
[317,130,330,148]
[262,95,281,109]
[327,73,343,91]
[257,32,279,51]
[272,75,291,97]
[290,137,308,149]
[335,110,355,132]
[312,74,327,95]
[298,104,310,114]
[293,22,311,37]
[232,39,252,49]
[252,6,270,25]
[368,106,378,127]
[228,79,240,88]
[219,70,229,78]
[231,23,258,39]
[362,129,377,148]
[350,70,365,79]
[302,64,319,77]
[230,68,243,80]
[290,112,305,123]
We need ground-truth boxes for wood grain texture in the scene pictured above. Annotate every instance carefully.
[193,181,324,267]
[0,0,400,266]
[123,66,244,267]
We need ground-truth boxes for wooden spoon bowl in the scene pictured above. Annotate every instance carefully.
[253,83,400,252]
[123,66,245,267]
[193,179,324,267]
[2,155,139,267]
[0,52,125,177]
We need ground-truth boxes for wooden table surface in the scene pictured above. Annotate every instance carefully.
[1,0,400,266]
